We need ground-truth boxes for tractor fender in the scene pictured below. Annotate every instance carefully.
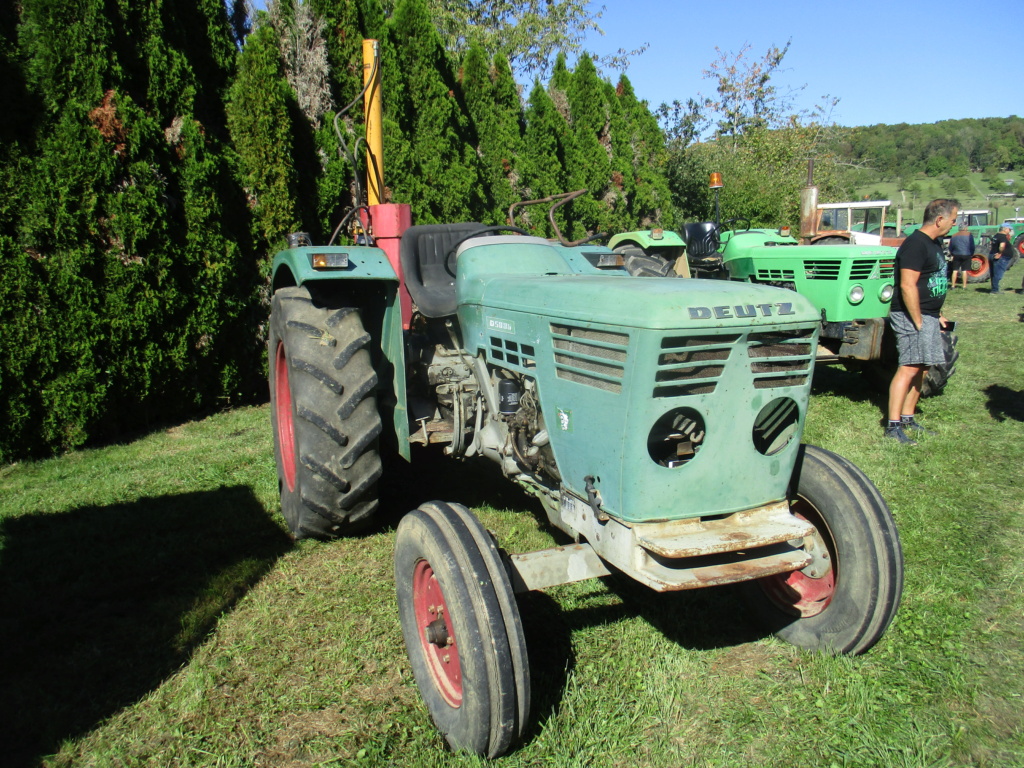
[271,244,399,290]
[607,229,686,251]
[271,245,411,461]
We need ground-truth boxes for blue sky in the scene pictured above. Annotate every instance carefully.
[581,0,1021,128]
[250,0,1021,127]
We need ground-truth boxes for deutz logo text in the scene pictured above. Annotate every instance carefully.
[687,303,796,320]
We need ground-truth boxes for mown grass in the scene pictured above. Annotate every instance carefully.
[2,275,1022,767]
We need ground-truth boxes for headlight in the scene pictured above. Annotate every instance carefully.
[848,285,865,304]
[879,284,894,302]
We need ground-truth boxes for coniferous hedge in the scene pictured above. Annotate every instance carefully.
[1,0,677,462]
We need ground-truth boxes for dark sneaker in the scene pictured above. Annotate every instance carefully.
[901,419,937,435]
[884,425,918,446]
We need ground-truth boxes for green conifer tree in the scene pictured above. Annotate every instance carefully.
[2,0,258,460]
[563,54,611,239]
[461,44,524,223]
[385,0,479,223]
[226,22,302,248]
[521,79,572,236]
[612,74,674,230]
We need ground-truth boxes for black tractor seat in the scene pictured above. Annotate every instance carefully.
[682,221,720,259]
[398,222,488,317]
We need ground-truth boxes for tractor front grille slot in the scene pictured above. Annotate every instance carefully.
[747,330,814,389]
[803,259,841,280]
[489,336,536,369]
[551,324,628,393]
[850,258,895,280]
[654,335,739,397]
[756,268,796,281]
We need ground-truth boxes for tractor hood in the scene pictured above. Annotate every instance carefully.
[459,273,819,331]
[455,259,821,525]
[719,229,896,323]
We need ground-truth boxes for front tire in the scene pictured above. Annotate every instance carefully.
[743,445,903,655]
[269,286,382,539]
[395,501,530,757]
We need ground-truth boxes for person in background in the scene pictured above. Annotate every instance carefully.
[885,198,957,445]
[947,223,975,289]
[988,225,1012,294]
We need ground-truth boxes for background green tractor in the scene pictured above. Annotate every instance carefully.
[266,45,903,758]
[610,177,958,397]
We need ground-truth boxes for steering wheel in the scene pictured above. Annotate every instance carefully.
[444,225,531,276]
[724,217,751,232]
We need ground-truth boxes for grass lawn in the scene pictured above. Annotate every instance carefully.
[2,274,1022,767]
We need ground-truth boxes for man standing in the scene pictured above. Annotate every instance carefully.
[948,223,974,289]
[885,199,957,445]
[988,225,1013,294]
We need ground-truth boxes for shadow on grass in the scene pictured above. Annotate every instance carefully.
[375,444,548,530]
[984,384,1024,422]
[0,486,293,768]
[811,363,887,408]
[604,575,763,650]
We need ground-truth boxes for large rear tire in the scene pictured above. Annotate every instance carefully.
[920,331,959,398]
[269,286,382,539]
[743,445,903,655]
[1007,232,1023,269]
[966,253,990,283]
[395,501,530,757]
[614,243,676,277]
[857,324,958,399]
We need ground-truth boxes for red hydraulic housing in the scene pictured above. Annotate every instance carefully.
[360,39,413,327]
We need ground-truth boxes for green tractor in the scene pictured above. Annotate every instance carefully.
[267,46,903,758]
[610,175,958,397]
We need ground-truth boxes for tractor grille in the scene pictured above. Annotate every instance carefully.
[551,324,629,393]
[756,268,796,281]
[747,330,815,389]
[850,258,895,280]
[489,336,536,369]
[654,335,739,397]
[803,259,841,280]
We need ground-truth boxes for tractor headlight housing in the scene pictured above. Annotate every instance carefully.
[879,284,894,302]
[848,285,865,304]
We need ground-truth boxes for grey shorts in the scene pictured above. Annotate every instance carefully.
[889,311,945,367]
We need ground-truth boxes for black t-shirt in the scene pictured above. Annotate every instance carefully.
[891,229,948,316]
[990,232,1011,258]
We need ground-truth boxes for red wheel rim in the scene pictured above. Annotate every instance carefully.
[413,558,462,707]
[1017,239,1024,257]
[759,501,835,617]
[274,341,297,492]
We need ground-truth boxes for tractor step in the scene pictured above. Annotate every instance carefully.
[502,497,817,594]
[634,501,814,558]
[545,494,816,593]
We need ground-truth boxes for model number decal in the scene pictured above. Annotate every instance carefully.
[687,302,795,320]
[486,316,515,333]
